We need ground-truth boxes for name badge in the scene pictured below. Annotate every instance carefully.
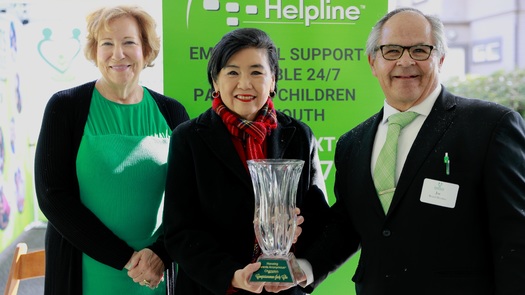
[420,178,459,208]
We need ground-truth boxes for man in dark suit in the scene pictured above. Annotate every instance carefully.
[297,7,525,295]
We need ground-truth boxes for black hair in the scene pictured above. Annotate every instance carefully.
[207,28,279,92]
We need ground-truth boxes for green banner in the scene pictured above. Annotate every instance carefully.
[162,1,388,293]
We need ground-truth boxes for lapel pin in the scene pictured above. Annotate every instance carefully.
[444,152,450,175]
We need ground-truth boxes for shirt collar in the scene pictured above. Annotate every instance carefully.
[381,84,442,124]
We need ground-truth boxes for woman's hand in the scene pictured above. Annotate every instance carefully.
[231,262,265,293]
[294,207,304,244]
[126,248,165,289]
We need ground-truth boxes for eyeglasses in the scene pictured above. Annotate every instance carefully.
[377,44,435,61]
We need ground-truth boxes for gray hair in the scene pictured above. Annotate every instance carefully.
[365,7,448,59]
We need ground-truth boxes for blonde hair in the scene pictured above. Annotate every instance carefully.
[84,5,160,67]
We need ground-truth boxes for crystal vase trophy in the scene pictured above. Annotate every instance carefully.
[247,159,305,285]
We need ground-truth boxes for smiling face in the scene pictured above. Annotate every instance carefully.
[96,15,145,89]
[369,11,444,111]
[213,47,276,121]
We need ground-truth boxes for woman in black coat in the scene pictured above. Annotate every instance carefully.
[163,28,330,295]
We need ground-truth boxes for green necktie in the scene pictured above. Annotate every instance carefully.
[373,111,419,214]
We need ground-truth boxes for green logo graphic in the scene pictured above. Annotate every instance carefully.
[188,0,365,28]
[37,28,81,74]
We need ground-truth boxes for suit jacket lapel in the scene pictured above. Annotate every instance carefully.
[344,109,385,219]
[358,111,388,217]
[267,114,296,159]
[388,88,457,215]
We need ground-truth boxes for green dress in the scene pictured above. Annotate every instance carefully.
[76,88,170,294]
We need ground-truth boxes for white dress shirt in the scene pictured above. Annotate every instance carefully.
[371,85,441,184]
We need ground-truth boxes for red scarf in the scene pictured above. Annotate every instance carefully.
[213,97,279,276]
[213,97,278,160]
